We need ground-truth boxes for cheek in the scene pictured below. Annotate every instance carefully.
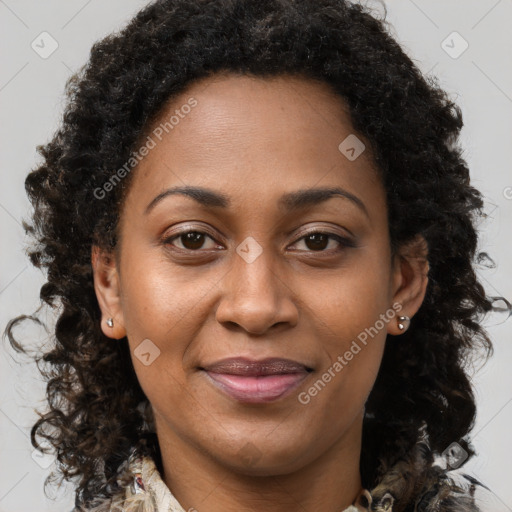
[296,251,391,414]
[297,295,388,435]
[120,249,216,341]
[118,253,219,398]
[306,249,392,352]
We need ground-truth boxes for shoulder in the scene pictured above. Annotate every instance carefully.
[424,470,509,512]
[365,456,505,512]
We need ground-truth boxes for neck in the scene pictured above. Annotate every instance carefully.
[155,411,364,512]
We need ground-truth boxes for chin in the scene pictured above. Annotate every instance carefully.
[208,436,312,476]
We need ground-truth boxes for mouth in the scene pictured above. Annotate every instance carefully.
[199,357,313,403]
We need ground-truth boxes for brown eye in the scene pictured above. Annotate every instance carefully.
[291,230,355,253]
[180,232,206,250]
[164,230,218,251]
[304,233,330,251]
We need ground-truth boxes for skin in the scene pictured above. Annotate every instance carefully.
[92,72,429,512]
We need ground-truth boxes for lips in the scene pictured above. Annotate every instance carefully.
[200,357,312,403]
[202,357,311,376]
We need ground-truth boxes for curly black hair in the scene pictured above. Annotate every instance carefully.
[5,0,506,510]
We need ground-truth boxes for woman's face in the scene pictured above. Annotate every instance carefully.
[93,73,427,476]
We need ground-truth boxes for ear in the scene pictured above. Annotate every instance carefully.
[91,245,127,340]
[387,234,429,335]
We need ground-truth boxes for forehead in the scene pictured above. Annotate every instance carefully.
[123,72,383,215]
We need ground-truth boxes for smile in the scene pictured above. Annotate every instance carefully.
[202,371,310,403]
[200,357,312,403]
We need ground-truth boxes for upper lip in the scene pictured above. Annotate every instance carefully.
[201,357,312,376]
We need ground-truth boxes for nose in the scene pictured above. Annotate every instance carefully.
[215,244,299,335]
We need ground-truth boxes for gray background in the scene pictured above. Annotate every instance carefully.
[1,1,511,511]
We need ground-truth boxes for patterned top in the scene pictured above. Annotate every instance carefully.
[73,446,509,511]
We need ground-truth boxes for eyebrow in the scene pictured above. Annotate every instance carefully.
[144,185,369,218]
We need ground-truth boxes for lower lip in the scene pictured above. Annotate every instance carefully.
[203,371,309,403]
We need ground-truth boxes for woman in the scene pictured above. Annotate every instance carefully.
[6,0,506,510]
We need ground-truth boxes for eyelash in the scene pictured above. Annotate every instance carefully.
[162,228,356,254]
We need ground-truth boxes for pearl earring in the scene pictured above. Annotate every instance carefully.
[106,318,114,328]
[397,315,410,332]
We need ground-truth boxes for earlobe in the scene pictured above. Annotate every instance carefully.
[387,235,429,336]
[91,245,127,340]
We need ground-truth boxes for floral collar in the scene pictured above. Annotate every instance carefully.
[104,447,500,512]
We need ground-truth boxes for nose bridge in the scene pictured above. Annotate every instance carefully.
[233,236,280,308]
[215,236,296,333]
[236,238,277,294]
